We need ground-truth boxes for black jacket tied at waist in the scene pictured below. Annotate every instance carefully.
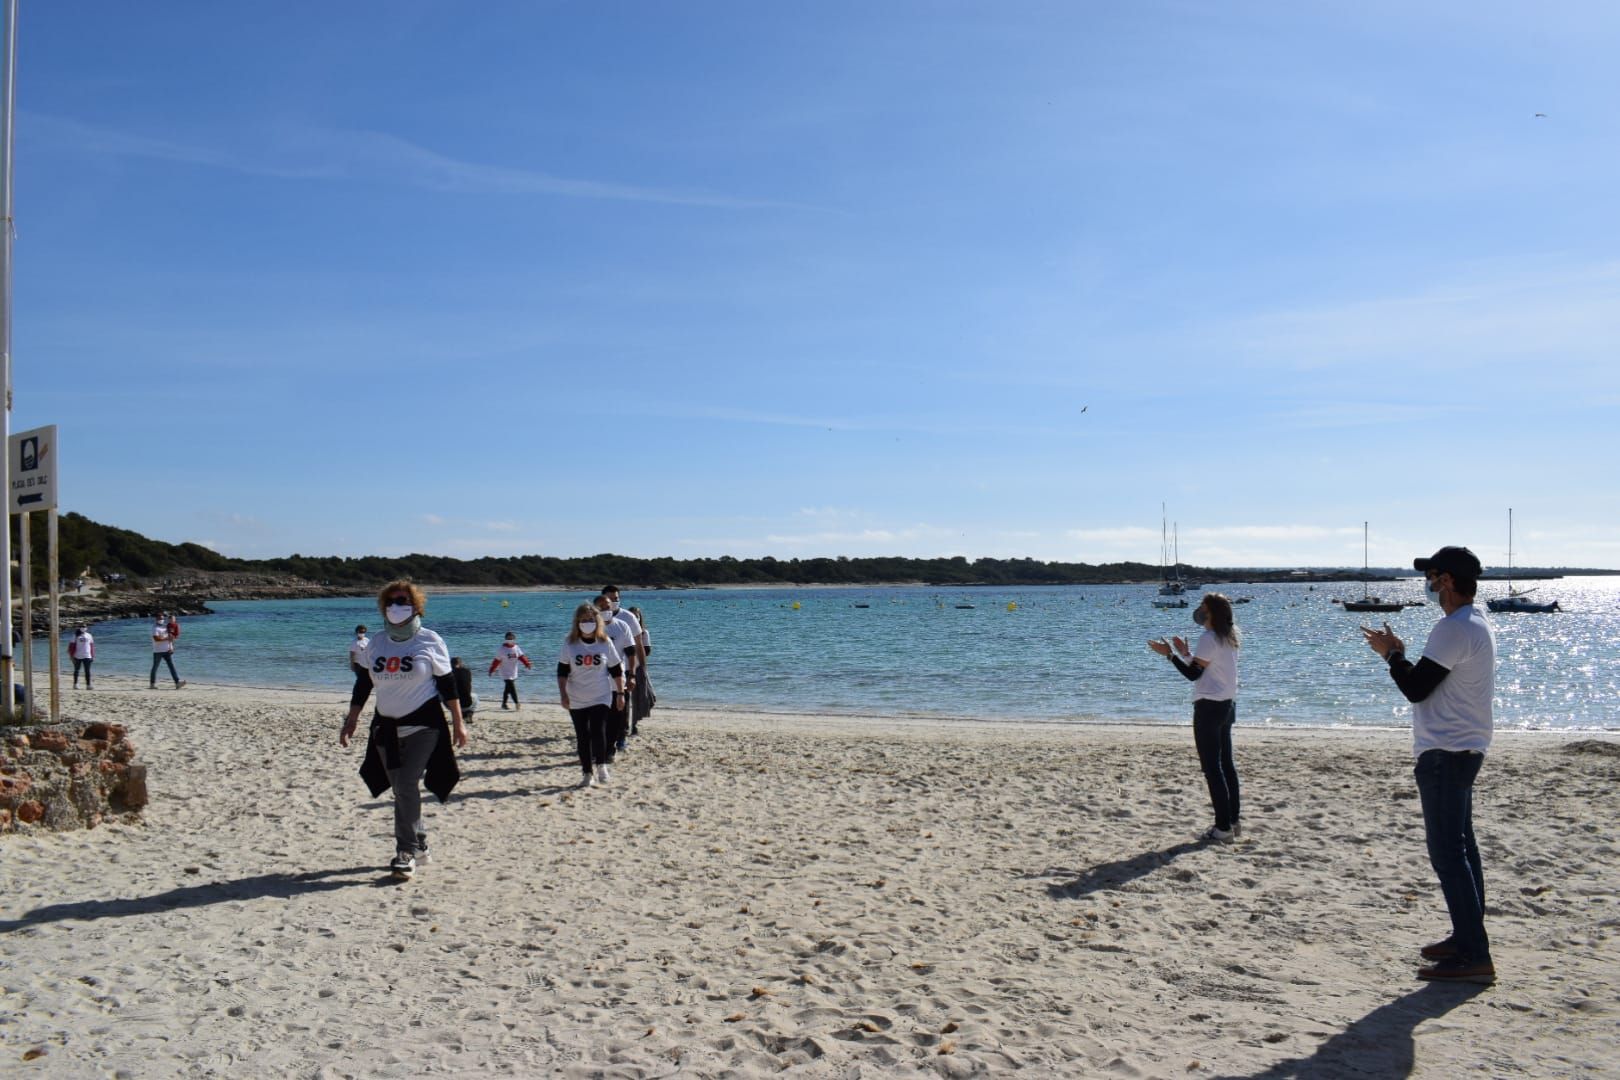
[358,698,460,803]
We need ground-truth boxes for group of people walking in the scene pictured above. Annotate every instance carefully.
[1148,543,1498,985]
[341,582,655,880]
[65,612,186,690]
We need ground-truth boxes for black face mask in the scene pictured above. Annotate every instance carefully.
[1193,607,1208,627]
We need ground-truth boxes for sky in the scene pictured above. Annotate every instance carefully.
[13,1,1620,569]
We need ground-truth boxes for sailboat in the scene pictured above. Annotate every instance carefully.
[1487,509,1560,613]
[1152,507,1188,608]
[1342,522,1404,613]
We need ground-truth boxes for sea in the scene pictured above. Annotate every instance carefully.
[49,577,1620,731]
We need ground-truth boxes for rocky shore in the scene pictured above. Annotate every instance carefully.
[42,572,360,632]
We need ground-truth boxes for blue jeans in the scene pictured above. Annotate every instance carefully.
[1193,698,1240,831]
[150,652,180,686]
[1415,748,1489,963]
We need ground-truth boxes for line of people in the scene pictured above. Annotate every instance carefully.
[340,582,656,880]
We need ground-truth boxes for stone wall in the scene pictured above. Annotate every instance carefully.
[0,721,147,833]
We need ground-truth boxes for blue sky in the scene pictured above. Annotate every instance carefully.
[14,1,1620,568]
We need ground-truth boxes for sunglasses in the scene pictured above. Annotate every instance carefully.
[386,595,412,606]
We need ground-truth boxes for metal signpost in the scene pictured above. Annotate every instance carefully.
[0,0,19,721]
[10,423,57,721]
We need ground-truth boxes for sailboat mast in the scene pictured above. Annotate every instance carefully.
[1362,521,1370,601]
[1507,508,1514,594]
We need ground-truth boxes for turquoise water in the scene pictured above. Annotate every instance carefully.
[55,578,1620,730]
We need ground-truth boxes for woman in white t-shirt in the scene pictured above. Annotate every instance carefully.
[1149,592,1242,843]
[557,602,625,788]
[340,580,469,880]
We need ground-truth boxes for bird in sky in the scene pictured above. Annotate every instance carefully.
[1535,112,1548,118]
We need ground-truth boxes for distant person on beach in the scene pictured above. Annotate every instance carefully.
[558,601,626,788]
[628,605,655,734]
[1149,592,1241,843]
[69,626,94,689]
[348,625,369,690]
[488,631,532,709]
[595,593,639,753]
[150,613,185,690]
[1362,545,1497,985]
[340,580,468,881]
[451,656,478,722]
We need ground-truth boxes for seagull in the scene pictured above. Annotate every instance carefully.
[1535,113,1548,118]
[1081,405,1088,413]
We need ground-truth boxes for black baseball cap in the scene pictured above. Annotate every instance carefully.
[1413,546,1482,578]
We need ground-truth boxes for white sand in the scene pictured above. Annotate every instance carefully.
[2,676,1618,1078]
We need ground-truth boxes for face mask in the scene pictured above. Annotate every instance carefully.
[386,604,415,625]
[609,600,621,613]
[578,621,598,636]
[1425,578,1442,601]
[1193,607,1208,626]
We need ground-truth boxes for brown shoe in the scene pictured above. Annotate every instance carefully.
[1417,958,1495,985]
[1420,938,1459,960]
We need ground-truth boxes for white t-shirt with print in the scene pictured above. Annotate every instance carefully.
[151,623,174,654]
[348,635,369,665]
[361,628,453,719]
[612,608,642,650]
[558,638,624,709]
[73,631,94,660]
[602,615,634,661]
[1413,605,1496,758]
[1192,629,1239,701]
[493,642,528,679]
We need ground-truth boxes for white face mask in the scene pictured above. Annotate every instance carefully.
[1425,578,1442,601]
[578,621,598,636]
[609,600,621,613]
[386,603,415,625]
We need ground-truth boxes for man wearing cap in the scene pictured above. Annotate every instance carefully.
[1362,545,1497,985]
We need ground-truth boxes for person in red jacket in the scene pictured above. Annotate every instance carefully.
[487,631,532,710]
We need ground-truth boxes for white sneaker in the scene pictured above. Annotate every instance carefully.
[596,763,611,785]
[1230,822,1243,840]
[1203,825,1234,843]
[580,772,596,788]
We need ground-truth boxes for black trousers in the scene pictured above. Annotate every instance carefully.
[569,704,612,772]
[1192,698,1240,830]
[502,679,520,707]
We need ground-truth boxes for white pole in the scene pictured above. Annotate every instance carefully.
[0,0,18,721]
[18,508,30,719]
[47,507,57,721]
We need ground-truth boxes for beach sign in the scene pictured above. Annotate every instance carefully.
[9,424,58,514]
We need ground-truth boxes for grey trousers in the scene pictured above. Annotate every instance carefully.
[378,727,438,855]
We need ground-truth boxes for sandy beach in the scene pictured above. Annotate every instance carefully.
[2,678,1617,1078]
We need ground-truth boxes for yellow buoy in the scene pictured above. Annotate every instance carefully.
[1007,601,1017,611]
[500,600,510,608]
[791,600,801,610]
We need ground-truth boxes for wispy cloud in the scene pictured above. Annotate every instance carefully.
[25,112,797,210]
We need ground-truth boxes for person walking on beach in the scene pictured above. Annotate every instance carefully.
[340,580,469,881]
[595,594,639,753]
[348,624,369,691]
[451,656,479,723]
[150,612,185,690]
[488,631,532,709]
[628,605,656,734]
[1362,545,1497,985]
[1149,592,1242,842]
[558,601,626,788]
[69,625,94,689]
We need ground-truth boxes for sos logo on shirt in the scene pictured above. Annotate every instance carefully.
[572,653,604,667]
[373,655,417,674]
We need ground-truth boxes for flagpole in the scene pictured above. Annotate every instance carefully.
[0,0,18,722]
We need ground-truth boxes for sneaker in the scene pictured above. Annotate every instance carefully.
[580,771,596,788]
[501,704,510,710]
[415,836,430,864]
[615,738,627,753]
[1417,958,1495,984]
[596,763,611,785]
[389,851,416,880]
[176,681,187,690]
[1203,825,1235,843]
[1420,937,1459,961]
[1230,822,1242,840]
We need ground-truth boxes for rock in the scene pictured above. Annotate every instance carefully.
[0,774,31,801]
[32,731,69,754]
[115,764,149,811]
[0,807,10,828]
[81,722,126,743]
[10,734,30,750]
[16,800,44,824]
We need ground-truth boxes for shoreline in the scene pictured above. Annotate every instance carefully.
[2,682,1616,1075]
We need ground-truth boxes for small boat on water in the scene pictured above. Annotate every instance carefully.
[1487,509,1560,613]
[1152,507,1190,607]
[1342,522,1405,613]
